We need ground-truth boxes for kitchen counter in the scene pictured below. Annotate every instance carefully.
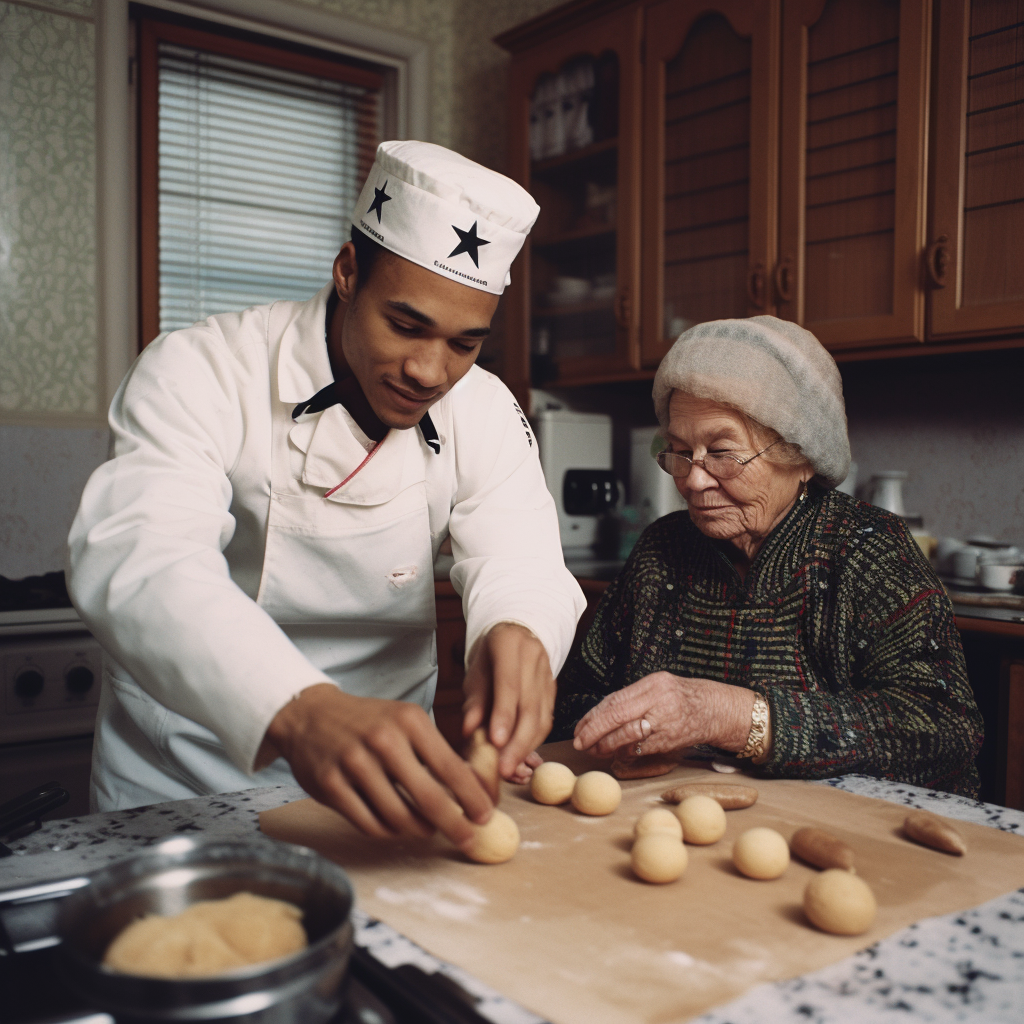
[2,776,1022,1023]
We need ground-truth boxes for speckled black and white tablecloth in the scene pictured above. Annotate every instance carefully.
[2,776,1021,1023]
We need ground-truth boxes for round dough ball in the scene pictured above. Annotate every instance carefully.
[733,827,790,880]
[674,795,727,845]
[634,807,683,840]
[631,835,688,883]
[804,869,877,935]
[463,808,520,864]
[571,771,622,816]
[530,761,576,805]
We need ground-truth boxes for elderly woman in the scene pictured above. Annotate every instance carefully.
[553,316,983,796]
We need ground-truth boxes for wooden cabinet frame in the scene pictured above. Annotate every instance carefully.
[640,0,780,368]
[928,0,1024,340]
[503,4,644,400]
[777,0,932,350]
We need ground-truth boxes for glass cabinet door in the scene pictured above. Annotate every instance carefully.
[641,0,780,368]
[777,0,931,350]
[504,5,643,392]
[929,0,1024,340]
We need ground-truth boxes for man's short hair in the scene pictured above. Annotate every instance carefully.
[350,225,388,291]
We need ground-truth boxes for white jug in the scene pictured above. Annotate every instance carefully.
[868,471,907,517]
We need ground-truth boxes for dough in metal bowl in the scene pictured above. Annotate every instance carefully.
[103,891,307,978]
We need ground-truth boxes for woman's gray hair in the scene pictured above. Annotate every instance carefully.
[653,316,851,488]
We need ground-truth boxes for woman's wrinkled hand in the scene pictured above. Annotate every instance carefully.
[572,671,755,758]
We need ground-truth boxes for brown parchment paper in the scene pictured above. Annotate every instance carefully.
[260,743,1024,1024]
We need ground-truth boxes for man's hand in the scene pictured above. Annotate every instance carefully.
[462,623,555,780]
[572,672,756,758]
[263,684,493,849]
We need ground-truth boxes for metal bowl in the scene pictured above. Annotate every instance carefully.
[57,835,354,1023]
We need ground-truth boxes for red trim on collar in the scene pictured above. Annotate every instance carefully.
[323,436,386,498]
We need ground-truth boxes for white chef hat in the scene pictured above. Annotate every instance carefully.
[351,141,540,295]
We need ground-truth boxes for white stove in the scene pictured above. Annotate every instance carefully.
[0,607,102,819]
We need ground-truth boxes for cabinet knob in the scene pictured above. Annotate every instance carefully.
[747,262,768,310]
[773,256,795,304]
[925,235,949,289]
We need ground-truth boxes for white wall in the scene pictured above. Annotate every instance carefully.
[841,348,1024,547]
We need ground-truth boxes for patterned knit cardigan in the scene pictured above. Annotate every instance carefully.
[553,488,983,797]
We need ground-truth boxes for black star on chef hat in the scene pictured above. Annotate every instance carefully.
[367,180,391,223]
[448,221,490,267]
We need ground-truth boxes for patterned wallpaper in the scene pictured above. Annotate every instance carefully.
[0,1,97,419]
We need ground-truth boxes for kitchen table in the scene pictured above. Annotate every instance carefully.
[1,776,1022,1023]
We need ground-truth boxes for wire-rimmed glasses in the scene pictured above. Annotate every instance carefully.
[656,440,780,480]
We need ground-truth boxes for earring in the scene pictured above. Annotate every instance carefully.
[798,479,808,502]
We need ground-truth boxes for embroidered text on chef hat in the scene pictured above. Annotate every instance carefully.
[351,141,540,295]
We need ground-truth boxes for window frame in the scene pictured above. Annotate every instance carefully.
[96,0,427,409]
[136,16,384,348]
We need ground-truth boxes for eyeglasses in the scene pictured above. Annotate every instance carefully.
[656,440,780,481]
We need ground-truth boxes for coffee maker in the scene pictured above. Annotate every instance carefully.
[533,408,614,555]
[629,426,687,523]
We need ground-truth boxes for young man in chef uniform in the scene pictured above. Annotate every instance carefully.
[68,141,585,851]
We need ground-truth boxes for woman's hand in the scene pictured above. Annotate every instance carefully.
[572,672,756,758]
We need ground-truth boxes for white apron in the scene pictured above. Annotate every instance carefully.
[90,335,441,809]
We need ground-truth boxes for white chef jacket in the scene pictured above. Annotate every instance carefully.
[67,284,585,810]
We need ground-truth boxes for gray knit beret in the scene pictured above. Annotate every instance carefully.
[652,315,851,488]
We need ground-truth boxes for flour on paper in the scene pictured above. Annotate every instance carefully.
[520,840,545,850]
[374,879,488,922]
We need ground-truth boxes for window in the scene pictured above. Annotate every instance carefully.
[137,16,383,345]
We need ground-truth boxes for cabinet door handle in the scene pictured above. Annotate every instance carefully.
[747,262,767,310]
[925,235,949,289]
[773,256,794,304]
[615,287,632,329]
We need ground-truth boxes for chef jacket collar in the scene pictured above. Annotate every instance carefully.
[288,286,442,454]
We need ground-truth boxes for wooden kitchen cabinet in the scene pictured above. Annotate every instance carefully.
[777,0,932,351]
[500,3,644,397]
[927,0,1024,341]
[434,581,467,750]
[1001,656,1024,810]
[640,0,781,367]
[499,0,1023,392]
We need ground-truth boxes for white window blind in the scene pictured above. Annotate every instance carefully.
[157,41,379,333]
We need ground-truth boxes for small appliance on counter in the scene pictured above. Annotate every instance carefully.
[533,408,615,556]
[630,426,687,523]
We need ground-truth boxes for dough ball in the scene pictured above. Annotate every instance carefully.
[463,808,520,864]
[732,827,790,880]
[103,892,306,978]
[804,869,877,935]
[634,808,683,840]
[465,728,500,802]
[631,835,688,883]
[674,795,727,845]
[530,761,576,805]
[571,771,622,816]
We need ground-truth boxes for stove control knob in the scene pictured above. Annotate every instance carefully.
[15,668,45,700]
[65,665,95,695]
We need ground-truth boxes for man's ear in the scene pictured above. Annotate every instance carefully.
[333,241,359,302]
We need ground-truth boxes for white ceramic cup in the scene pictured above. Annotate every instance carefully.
[977,563,1022,592]
[952,549,979,580]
